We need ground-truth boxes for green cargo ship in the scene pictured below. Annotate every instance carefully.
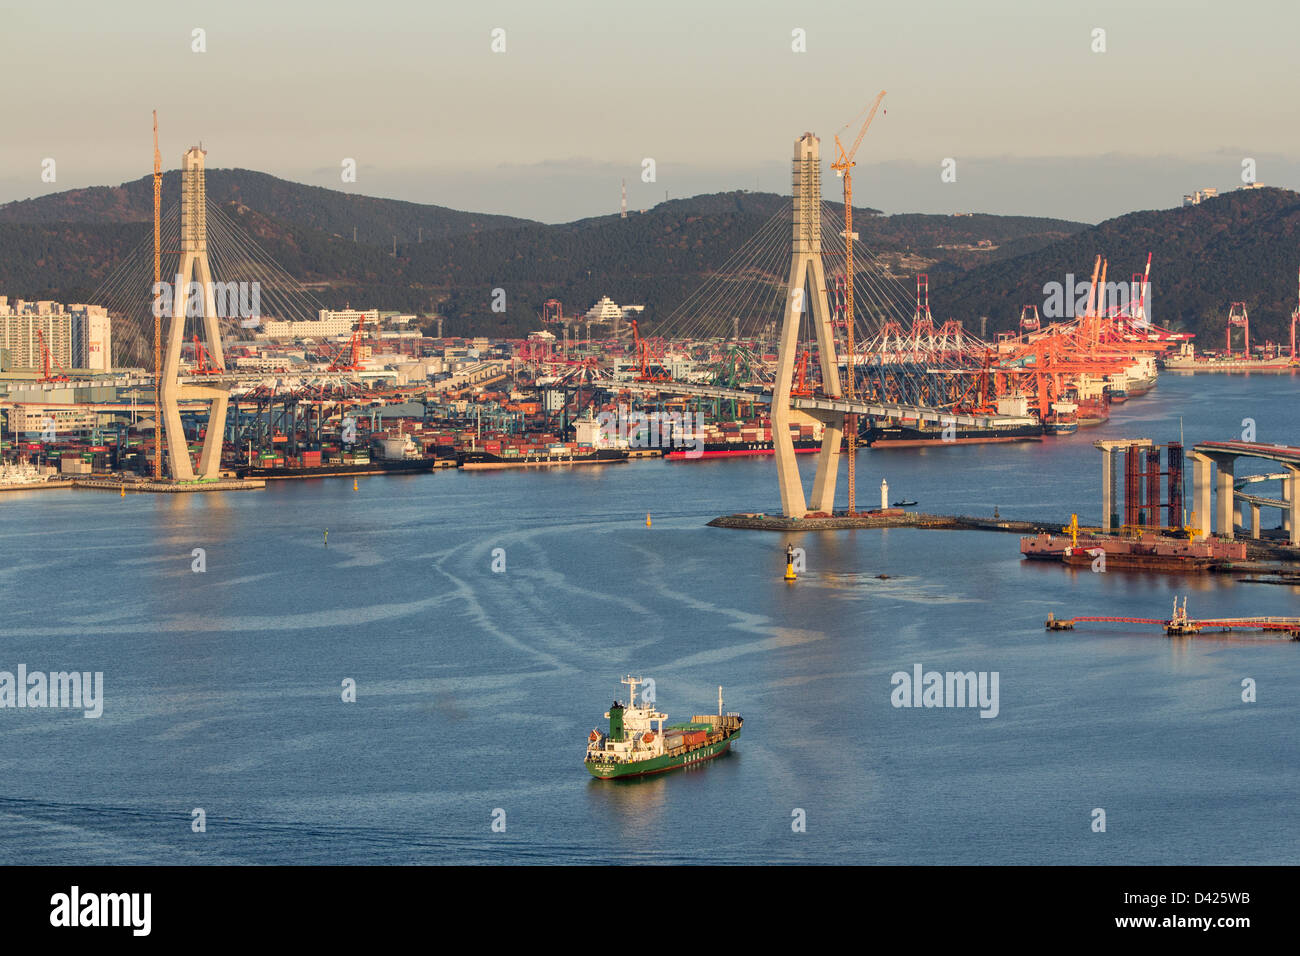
[584,676,742,779]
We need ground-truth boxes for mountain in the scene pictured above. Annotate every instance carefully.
[935,188,1300,346]
[0,170,1089,343]
[0,169,535,243]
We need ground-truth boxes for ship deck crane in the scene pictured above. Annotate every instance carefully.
[832,90,886,515]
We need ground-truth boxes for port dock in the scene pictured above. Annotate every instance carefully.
[73,477,265,493]
[1046,607,1300,639]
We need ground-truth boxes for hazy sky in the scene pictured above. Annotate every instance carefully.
[3,0,1297,224]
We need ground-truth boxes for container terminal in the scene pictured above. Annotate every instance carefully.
[2,123,1298,497]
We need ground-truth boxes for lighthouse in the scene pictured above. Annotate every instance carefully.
[881,479,889,511]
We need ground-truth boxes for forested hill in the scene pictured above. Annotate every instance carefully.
[939,188,1300,345]
[2,169,1099,338]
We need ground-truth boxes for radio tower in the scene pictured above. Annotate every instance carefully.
[621,179,627,219]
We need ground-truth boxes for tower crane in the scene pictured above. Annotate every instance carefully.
[831,90,885,515]
[152,110,163,479]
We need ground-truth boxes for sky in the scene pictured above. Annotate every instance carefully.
[2,0,1297,224]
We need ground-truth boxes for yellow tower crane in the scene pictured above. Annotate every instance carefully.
[152,110,163,480]
[832,90,885,516]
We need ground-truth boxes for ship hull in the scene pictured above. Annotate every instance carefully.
[459,449,629,469]
[664,439,821,460]
[1061,550,1213,572]
[1164,353,1294,371]
[864,422,1043,448]
[1163,359,1294,373]
[236,458,440,479]
[585,729,740,779]
[1021,532,1245,573]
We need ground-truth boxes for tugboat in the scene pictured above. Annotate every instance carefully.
[584,676,742,779]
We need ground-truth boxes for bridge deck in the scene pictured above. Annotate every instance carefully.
[617,380,1031,428]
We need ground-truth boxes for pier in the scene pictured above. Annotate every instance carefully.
[1046,601,1300,638]
[72,476,265,493]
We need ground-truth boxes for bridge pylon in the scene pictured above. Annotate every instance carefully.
[773,133,844,518]
[158,146,230,481]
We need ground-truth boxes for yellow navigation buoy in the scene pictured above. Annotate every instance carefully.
[120,485,125,497]
[646,513,651,527]
[353,477,359,491]
[783,544,797,581]
[324,528,329,547]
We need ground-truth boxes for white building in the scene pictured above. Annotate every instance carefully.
[258,308,377,341]
[1182,188,1219,206]
[583,296,646,330]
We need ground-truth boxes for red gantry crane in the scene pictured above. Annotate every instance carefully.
[36,329,70,382]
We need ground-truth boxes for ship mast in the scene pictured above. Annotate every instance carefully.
[718,685,723,717]
[624,674,640,709]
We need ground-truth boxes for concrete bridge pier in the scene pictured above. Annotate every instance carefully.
[1214,455,1236,538]
[1287,467,1300,545]
[1100,446,1116,533]
[1190,452,1213,540]
[1284,472,1294,536]
[1095,439,1152,533]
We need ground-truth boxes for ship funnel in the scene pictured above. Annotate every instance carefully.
[609,702,625,742]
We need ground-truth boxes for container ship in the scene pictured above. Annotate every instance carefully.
[863,419,1043,447]
[459,443,628,469]
[236,434,448,479]
[664,419,825,459]
[1162,342,1294,372]
[238,457,441,479]
[584,676,742,780]
[1042,401,1079,435]
[861,393,1044,448]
